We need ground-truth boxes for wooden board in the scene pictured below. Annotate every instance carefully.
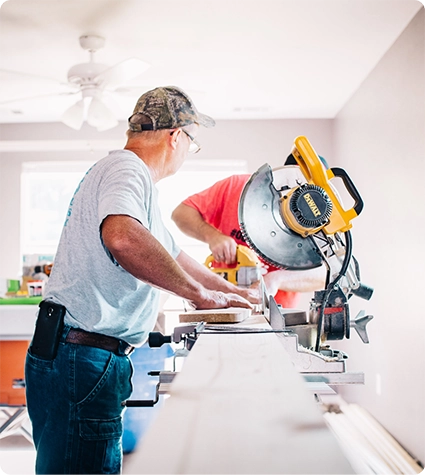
[179,307,251,323]
[124,313,354,475]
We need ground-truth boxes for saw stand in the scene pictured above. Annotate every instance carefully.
[123,299,374,407]
[267,297,370,385]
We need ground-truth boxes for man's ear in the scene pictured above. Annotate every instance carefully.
[169,129,181,151]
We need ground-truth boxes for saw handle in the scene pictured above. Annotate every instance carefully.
[292,135,364,233]
[329,167,364,216]
[205,254,236,268]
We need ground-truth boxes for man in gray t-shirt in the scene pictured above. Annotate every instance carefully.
[25,86,259,475]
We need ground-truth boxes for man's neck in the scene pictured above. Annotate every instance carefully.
[124,142,168,183]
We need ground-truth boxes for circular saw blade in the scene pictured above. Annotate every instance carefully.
[238,164,323,270]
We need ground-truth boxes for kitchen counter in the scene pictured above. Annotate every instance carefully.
[0,304,38,340]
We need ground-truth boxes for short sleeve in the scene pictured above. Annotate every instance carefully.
[98,161,152,228]
[182,175,250,227]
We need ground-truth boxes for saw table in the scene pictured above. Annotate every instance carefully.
[123,312,354,474]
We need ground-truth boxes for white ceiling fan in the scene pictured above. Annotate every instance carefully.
[0,35,150,131]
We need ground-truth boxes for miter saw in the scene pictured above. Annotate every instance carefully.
[139,136,374,401]
[238,135,374,384]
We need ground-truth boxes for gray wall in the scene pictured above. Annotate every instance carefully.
[333,8,425,464]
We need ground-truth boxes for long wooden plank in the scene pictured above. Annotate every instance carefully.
[124,315,354,474]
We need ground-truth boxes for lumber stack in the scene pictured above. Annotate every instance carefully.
[323,402,423,474]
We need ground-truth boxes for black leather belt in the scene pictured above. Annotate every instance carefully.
[66,328,135,356]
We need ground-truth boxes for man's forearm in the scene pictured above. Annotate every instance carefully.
[177,250,260,304]
[264,266,327,294]
[172,203,237,263]
[102,215,206,302]
[101,214,255,309]
[177,250,236,293]
[171,203,221,245]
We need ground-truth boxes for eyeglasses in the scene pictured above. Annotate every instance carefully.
[182,129,201,154]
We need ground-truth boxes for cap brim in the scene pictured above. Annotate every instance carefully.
[197,112,216,128]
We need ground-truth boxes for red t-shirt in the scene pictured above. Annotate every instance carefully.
[182,174,298,308]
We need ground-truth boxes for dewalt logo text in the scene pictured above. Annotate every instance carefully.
[303,193,321,217]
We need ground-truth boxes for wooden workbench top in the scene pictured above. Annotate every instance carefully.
[124,313,353,474]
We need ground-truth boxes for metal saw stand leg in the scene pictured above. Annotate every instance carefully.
[0,405,32,442]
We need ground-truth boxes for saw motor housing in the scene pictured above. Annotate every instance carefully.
[281,136,363,237]
[280,183,333,237]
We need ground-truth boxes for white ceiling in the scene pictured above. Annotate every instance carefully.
[0,0,422,126]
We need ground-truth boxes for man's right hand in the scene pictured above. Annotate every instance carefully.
[209,234,237,264]
[171,204,237,265]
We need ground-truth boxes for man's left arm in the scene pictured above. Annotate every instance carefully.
[263,266,327,296]
[176,250,260,304]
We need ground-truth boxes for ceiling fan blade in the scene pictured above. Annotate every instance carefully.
[87,97,118,131]
[61,100,85,130]
[94,58,150,88]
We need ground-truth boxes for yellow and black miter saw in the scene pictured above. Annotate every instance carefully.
[239,135,374,385]
[204,245,262,286]
[138,136,374,405]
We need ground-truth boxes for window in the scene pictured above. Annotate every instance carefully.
[21,159,247,262]
[21,161,96,256]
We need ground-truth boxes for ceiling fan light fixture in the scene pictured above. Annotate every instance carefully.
[60,99,85,130]
[79,35,105,52]
[67,62,108,85]
[87,96,118,131]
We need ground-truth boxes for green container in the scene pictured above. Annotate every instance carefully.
[7,279,20,293]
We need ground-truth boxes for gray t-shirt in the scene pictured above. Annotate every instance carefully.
[45,149,180,346]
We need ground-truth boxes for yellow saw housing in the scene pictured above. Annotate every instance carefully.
[281,136,364,236]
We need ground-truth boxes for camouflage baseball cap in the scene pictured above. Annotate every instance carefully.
[128,86,215,132]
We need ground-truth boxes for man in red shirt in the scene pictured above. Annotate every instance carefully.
[172,173,326,308]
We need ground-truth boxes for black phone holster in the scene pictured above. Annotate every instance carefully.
[29,300,66,360]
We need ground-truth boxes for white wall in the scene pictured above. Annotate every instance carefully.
[333,8,425,464]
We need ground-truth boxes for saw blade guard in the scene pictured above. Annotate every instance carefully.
[238,164,323,270]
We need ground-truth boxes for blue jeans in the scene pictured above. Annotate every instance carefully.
[25,325,133,474]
